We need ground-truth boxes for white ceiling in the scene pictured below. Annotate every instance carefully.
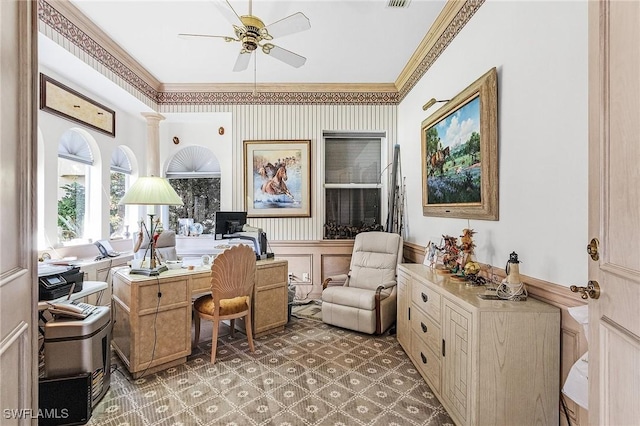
[62,0,446,85]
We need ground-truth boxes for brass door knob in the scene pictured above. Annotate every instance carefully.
[587,238,599,261]
[570,280,600,300]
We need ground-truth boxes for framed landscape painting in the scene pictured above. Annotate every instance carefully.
[421,67,498,220]
[243,140,311,218]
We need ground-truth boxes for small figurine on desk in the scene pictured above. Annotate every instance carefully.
[459,228,476,266]
[496,252,528,301]
[441,235,460,272]
[458,228,483,285]
[425,240,440,268]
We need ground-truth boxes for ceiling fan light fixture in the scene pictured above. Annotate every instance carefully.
[180,0,309,71]
[242,36,259,51]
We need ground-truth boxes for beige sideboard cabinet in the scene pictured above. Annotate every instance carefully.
[112,258,288,378]
[397,263,560,426]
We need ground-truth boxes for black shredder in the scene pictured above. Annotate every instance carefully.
[44,306,112,408]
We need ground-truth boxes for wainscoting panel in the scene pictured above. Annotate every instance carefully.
[270,240,354,300]
[402,241,589,425]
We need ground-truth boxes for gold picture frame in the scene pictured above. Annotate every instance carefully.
[243,140,311,218]
[40,73,116,137]
[421,67,498,220]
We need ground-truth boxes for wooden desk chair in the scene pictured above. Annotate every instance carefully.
[193,244,256,363]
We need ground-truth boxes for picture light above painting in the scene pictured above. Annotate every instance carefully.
[421,67,498,220]
[40,73,116,137]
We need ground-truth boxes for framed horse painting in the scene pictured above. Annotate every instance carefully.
[243,139,311,218]
[421,67,499,220]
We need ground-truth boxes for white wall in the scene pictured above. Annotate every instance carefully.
[160,113,233,210]
[38,66,148,248]
[398,0,589,287]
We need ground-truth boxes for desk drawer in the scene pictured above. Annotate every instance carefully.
[191,274,211,295]
[411,279,441,323]
[410,306,441,354]
[137,278,189,311]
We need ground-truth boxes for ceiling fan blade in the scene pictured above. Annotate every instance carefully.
[212,0,243,26]
[233,51,253,72]
[263,44,306,68]
[178,33,238,43]
[264,12,311,39]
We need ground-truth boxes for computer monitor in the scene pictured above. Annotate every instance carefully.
[213,211,247,239]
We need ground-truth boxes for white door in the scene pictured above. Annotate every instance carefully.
[0,0,38,423]
[588,1,640,424]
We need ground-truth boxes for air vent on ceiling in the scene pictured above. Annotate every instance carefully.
[387,0,411,8]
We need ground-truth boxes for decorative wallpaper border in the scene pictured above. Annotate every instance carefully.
[157,90,400,105]
[38,0,159,102]
[38,0,482,106]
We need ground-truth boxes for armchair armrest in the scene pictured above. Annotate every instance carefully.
[322,274,349,290]
[376,281,397,290]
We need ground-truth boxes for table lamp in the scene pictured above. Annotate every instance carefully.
[119,176,183,276]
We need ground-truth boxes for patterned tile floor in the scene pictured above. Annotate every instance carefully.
[89,317,453,426]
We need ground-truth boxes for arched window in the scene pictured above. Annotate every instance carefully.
[57,130,93,243]
[166,146,221,235]
[110,146,132,238]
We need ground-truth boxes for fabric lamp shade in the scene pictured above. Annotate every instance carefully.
[119,176,183,206]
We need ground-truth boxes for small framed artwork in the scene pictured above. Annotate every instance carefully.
[421,67,498,220]
[243,140,311,218]
[39,73,116,137]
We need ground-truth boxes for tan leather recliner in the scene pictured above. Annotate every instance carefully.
[321,231,403,334]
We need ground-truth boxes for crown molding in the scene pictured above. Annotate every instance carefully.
[39,0,484,106]
[395,0,467,90]
[41,0,162,90]
[395,0,485,101]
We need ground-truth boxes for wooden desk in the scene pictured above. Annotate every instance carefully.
[111,258,288,378]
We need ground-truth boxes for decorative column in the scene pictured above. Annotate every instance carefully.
[140,112,166,228]
[141,112,165,176]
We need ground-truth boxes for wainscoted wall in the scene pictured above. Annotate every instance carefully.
[159,103,397,242]
[269,240,354,301]
[403,241,589,426]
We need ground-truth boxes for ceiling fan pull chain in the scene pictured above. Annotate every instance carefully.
[253,51,257,96]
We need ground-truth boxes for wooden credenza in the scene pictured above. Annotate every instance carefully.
[397,263,560,426]
[111,258,288,378]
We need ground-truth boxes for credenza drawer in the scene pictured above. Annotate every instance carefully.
[411,279,441,322]
[411,331,441,391]
[410,305,441,354]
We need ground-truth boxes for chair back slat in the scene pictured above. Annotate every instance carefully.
[210,245,256,303]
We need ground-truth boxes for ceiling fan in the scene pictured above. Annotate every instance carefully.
[179,0,311,72]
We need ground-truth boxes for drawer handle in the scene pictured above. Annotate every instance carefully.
[421,292,428,302]
[421,322,427,333]
[420,352,427,364]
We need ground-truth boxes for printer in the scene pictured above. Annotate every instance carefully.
[38,264,84,300]
[226,225,274,260]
